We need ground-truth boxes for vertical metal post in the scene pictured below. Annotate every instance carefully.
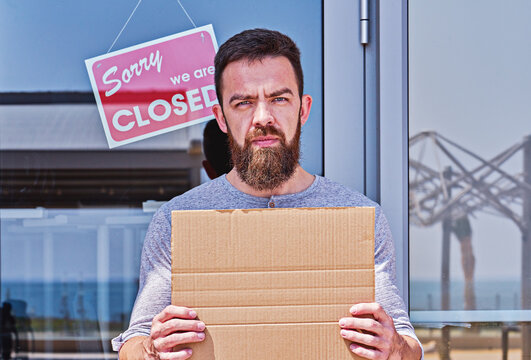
[97,225,110,353]
[122,228,135,330]
[502,327,509,360]
[522,135,531,360]
[43,231,54,353]
[441,220,451,311]
[439,166,452,360]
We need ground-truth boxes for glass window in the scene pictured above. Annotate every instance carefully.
[408,1,530,359]
[0,1,322,358]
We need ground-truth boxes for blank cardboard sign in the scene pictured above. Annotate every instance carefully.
[171,207,375,359]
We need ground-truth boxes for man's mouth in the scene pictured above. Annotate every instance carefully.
[251,136,279,147]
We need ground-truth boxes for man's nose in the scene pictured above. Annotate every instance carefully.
[252,102,274,127]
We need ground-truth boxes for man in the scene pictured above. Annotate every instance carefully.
[113,29,423,360]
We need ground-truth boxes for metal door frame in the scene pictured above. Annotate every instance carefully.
[324,0,410,304]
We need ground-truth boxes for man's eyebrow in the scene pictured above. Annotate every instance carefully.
[267,88,294,98]
[228,88,294,104]
[229,94,255,104]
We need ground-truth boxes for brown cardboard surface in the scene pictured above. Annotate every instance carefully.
[171,207,375,359]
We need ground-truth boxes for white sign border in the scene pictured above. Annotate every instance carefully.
[85,24,219,149]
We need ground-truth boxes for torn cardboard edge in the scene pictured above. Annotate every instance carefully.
[171,207,375,360]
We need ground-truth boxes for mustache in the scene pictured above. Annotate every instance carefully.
[246,125,286,143]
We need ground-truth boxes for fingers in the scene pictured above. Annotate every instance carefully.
[340,328,388,360]
[152,318,205,339]
[338,303,401,359]
[142,335,199,360]
[149,305,206,357]
[158,348,193,360]
[339,327,389,360]
[339,316,383,336]
[340,328,381,348]
[154,305,197,324]
[349,303,394,327]
[348,343,382,360]
[151,305,203,339]
[153,331,206,352]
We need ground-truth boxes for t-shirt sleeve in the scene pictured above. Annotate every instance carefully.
[374,207,424,358]
[111,208,172,352]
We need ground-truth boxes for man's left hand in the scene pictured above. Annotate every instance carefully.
[338,303,421,360]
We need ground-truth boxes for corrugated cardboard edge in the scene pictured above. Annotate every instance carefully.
[171,207,375,360]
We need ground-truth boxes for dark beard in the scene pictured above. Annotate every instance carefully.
[227,120,301,191]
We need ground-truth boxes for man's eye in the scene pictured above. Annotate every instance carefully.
[273,97,287,103]
[236,101,251,107]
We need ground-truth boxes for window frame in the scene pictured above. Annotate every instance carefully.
[324,0,410,305]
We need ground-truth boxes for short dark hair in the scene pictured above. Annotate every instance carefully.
[214,28,303,106]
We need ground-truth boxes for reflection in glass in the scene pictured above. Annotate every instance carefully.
[0,208,148,357]
[409,1,531,358]
[408,133,531,359]
[0,1,323,359]
[409,132,530,312]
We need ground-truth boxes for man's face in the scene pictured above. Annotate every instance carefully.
[212,56,312,190]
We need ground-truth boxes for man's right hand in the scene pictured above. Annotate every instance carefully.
[119,305,206,360]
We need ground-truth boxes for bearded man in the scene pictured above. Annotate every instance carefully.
[113,29,423,360]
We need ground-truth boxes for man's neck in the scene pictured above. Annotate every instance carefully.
[225,165,315,198]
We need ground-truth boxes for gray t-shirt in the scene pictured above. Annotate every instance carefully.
[112,175,421,353]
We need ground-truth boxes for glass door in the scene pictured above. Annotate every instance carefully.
[408,1,531,358]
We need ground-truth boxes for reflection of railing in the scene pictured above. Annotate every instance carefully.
[409,131,531,360]
[411,310,531,323]
[0,208,152,355]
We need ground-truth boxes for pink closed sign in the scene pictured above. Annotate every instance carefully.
[85,25,218,148]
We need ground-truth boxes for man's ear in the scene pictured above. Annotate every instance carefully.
[299,94,313,126]
[212,104,228,133]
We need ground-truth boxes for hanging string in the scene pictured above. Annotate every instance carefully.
[107,0,144,53]
[176,0,197,28]
[106,0,197,54]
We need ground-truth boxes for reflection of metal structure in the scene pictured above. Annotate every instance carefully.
[409,131,531,360]
[410,131,530,230]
